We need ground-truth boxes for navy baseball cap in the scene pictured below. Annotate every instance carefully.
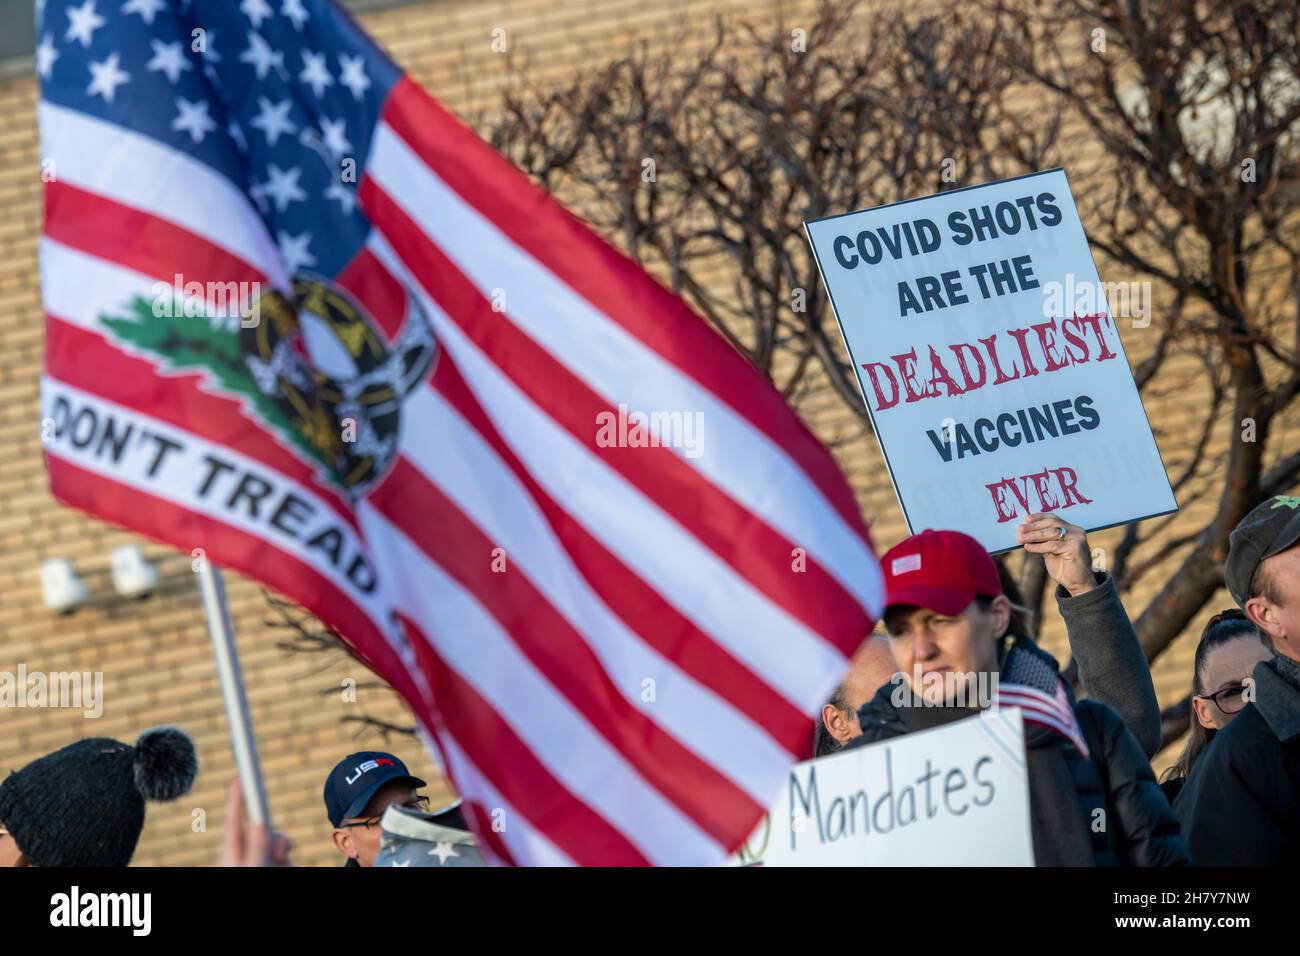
[324,751,427,828]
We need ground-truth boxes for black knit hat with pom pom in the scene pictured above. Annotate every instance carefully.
[0,726,198,867]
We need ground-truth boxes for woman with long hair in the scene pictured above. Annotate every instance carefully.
[1160,610,1269,802]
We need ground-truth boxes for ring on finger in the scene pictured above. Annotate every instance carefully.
[1057,525,1067,540]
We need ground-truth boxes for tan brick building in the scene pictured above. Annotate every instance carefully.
[0,0,1294,865]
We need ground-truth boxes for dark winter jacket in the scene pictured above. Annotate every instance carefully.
[1056,571,1162,757]
[1173,656,1300,865]
[848,642,1188,866]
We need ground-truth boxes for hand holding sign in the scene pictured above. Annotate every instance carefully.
[1017,513,1097,597]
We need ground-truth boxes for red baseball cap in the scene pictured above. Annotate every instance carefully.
[881,529,1002,615]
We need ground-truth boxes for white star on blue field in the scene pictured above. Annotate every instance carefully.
[39,0,402,279]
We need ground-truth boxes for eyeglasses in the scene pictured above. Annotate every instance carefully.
[339,795,430,829]
[1197,682,1251,715]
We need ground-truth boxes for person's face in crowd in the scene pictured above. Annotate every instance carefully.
[332,781,421,867]
[822,636,899,746]
[0,821,26,867]
[1245,544,1300,663]
[884,596,1008,705]
[1192,634,1272,732]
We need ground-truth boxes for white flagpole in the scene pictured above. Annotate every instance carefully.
[196,559,272,828]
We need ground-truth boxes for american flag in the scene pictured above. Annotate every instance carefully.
[994,643,1089,758]
[36,0,884,864]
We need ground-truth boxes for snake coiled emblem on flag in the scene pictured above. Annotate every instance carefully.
[242,276,437,495]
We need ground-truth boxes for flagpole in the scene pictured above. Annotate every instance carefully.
[196,559,272,828]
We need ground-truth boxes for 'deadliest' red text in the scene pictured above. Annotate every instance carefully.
[861,313,1117,412]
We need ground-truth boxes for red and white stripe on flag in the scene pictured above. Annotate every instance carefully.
[994,682,1090,758]
[39,78,882,866]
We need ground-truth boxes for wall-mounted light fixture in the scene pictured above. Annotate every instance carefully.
[110,544,159,599]
[41,557,88,614]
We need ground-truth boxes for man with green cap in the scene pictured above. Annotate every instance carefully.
[1174,494,1300,865]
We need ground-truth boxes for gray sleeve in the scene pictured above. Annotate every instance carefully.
[1055,570,1161,757]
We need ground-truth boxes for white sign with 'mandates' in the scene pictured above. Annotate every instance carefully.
[734,707,1033,866]
[805,169,1176,552]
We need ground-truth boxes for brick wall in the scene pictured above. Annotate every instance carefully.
[0,0,1293,865]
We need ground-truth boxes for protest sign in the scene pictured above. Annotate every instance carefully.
[805,169,1177,552]
[733,707,1033,866]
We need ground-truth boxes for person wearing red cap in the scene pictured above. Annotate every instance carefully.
[819,513,1163,759]
[843,523,1188,866]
